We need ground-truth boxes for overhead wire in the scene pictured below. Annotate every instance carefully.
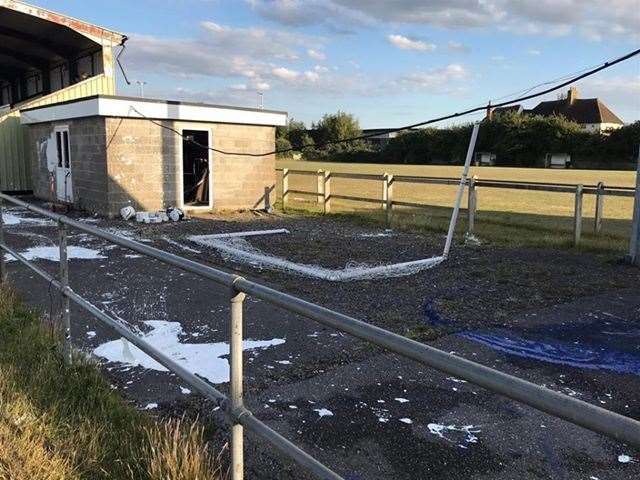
[125,47,640,158]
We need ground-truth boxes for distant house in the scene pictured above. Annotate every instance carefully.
[488,87,624,133]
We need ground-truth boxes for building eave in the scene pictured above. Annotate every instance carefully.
[0,0,126,45]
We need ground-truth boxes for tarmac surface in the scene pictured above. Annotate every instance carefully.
[2,199,640,480]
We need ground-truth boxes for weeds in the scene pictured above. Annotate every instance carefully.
[0,286,224,480]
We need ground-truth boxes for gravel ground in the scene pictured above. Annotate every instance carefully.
[3,199,640,480]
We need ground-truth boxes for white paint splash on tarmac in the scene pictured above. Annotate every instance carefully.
[4,246,106,262]
[427,423,481,447]
[189,237,444,281]
[93,320,285,384]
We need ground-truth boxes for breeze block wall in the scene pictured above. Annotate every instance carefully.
[209,122,276,211]
[28,117,276,217]
[105,117,179,217]
[27,117,110,214]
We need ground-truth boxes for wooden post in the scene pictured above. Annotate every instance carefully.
[317,170,324,207]
[594,181,604,234]
[382,173,389,212]
[324,171,331,214]
[282,168,289,211]
[384,173,394,227]
[629,149,640,266]
[467,177,477,234]
[574,184,583,246]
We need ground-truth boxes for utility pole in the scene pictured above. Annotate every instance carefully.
[629,145,640,266]
[136,80,147,98]
[257,91,264,109]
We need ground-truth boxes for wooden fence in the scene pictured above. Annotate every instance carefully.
[278,168,636,246]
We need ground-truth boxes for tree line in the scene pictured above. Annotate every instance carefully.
[277,111,640,170]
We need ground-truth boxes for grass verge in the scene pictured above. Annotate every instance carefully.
[0,286,224,480]
[280,202,631,255]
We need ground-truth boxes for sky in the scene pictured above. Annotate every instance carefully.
[36,0,640,128]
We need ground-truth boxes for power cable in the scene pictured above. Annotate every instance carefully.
[127,47,640,157]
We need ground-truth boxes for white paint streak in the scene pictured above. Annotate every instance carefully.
[143,403,158,410]
[313,408,334,417]
[188,229,289,240]
[190,237,444,281]
[4,246,106,263]
[93,321,285,384]
[427,423,481,446]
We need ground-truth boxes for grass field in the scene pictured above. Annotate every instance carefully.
[276,160,638,253]
[0,286,223,480]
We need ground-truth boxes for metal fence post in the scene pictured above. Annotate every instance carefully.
[58,221,72,363]
[630,150,640,266]
[574,184,583,246]
[594,182,605,234]
[282,168,289,211]
[324,171,331,214]
[468,177,477,234]
[230,286,246,480]
[0,196,6,284]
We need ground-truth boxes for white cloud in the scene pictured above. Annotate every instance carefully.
[527,48,541,56]
[304,70,320,81]
[387,34,436,51]
[392,64,470,92]
[307,48,326,60]
[248,0,640,41]
[272,67,300,80]
[447,41,470,53]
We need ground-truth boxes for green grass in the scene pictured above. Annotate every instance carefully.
[0,286,224,480]
[276,160,637,254]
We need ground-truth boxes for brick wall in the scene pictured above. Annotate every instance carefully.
[28,117,276,216]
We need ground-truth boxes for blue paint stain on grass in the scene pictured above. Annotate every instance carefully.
[423,302,640,376]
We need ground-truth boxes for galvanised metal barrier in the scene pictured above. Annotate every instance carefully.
[1,192,640,480]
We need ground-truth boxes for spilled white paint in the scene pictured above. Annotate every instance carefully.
[93,320,285,384]
[394,398,409,403]
[2,210,53,227]
[427,423,481,446]
[162,236,202,254]
[189,229,289,241]
[143,403,158,410]
[189,237,444,281]
[313,408,334,417]
[4,246,106,263]
[399,418,413,424]
[86,331,97,338]
[180,386,192,395]
[618,454,635,463]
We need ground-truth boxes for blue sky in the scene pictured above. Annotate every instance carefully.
[37,0,640,128]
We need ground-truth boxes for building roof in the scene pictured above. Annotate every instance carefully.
[529,98,623,125]
[20,95,288,127]
[0,1,125,82]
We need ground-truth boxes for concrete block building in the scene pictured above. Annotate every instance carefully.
[21,95,287,216]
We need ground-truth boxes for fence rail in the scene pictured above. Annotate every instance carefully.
[278,167,636,245]
[1,192,640,480]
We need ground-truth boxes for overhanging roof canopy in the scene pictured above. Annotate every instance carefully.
[0,1,125,81]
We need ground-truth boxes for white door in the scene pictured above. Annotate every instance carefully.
[54,127,73,202]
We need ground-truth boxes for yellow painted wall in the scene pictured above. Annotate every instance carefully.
[0,73,115,191]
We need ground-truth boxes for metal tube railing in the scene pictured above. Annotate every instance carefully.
[1,192,639,479]
[0,239,343,480]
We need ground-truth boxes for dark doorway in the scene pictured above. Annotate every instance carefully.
[182,130,210,206]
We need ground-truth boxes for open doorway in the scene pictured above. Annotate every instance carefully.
[182,129,211,207]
